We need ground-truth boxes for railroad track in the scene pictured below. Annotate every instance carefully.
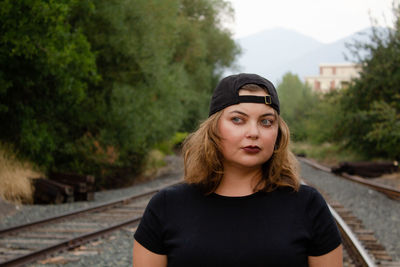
[302,179,400,267]
[329,202,400,267]
[298,157,400,201]
[1,175,398,266]
[0,180,181,266]
[300,156,400,266]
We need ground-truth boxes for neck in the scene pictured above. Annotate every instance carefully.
[214,164,262,197]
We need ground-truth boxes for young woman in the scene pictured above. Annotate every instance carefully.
[133,73,343,267]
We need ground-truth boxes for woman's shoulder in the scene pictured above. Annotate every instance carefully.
[144,183,196,211]
[273,184,326,205]
[146,183,203,215]
[161,182,197,194]
[297,184,329,209]
[298,184,320,195]
[154,182,200,200]
[275,183,319,196]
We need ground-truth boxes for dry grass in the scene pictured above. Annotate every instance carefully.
[141,149,167,177]
[0,148,43,204]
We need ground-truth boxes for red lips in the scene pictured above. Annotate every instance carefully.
[242,146,261,153]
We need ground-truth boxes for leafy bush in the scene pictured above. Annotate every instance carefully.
[337,6,400,160]
[0,0,98,166]
[0,0,239,187]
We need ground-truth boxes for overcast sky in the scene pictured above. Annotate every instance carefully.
[224,0,397,43]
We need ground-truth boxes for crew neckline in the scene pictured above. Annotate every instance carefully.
[210,191,262,200]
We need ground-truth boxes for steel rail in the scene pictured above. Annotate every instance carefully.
[1,176,392,266]
[0,180,182,266]
[0,217,142,267]
[298,157,400,200]
[301,178,400,266]
[0,180,181,236]
[300,180,377,266]
[340,172,400,200]
[329,205,376,267]
[301,180,376,267]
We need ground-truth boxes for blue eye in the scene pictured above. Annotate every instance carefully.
[261,119,273,127]
[232,117,243,124]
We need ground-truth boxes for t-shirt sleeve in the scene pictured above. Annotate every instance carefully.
[134,190,167,255]
[306,187,342,256]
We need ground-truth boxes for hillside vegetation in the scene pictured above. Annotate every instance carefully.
[0,0,239,194]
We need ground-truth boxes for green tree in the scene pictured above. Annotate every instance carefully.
[62,0,240,186]
[338,5,400,159]
[305,90,343,144]
[0,0,98,166]
[171,0,240,130]
[0,0,240,187]
[277,73,318,141]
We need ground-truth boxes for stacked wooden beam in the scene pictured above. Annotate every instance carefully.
[49,172,96,201]
[32,173,95,204]
[332,161,399,178]
[33,178,74,204]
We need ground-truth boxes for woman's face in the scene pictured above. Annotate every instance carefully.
[217,89,279,171]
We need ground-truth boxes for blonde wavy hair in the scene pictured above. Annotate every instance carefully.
[182,84,300,194]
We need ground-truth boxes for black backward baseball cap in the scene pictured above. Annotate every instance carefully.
[208,73,280,117]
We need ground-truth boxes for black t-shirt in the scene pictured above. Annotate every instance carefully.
[134,183,341,267]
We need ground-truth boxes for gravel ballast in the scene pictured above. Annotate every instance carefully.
[30,227,137,267]
[0,155,183,230]
[2,155,399,266]
[300,161,400,261]
[1,155,183,267]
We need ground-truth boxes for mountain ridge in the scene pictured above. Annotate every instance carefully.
[227,27,373,83]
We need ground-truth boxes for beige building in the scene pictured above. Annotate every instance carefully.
[305,63,362,93]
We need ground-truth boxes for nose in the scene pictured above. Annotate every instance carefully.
[246,121,259,140]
